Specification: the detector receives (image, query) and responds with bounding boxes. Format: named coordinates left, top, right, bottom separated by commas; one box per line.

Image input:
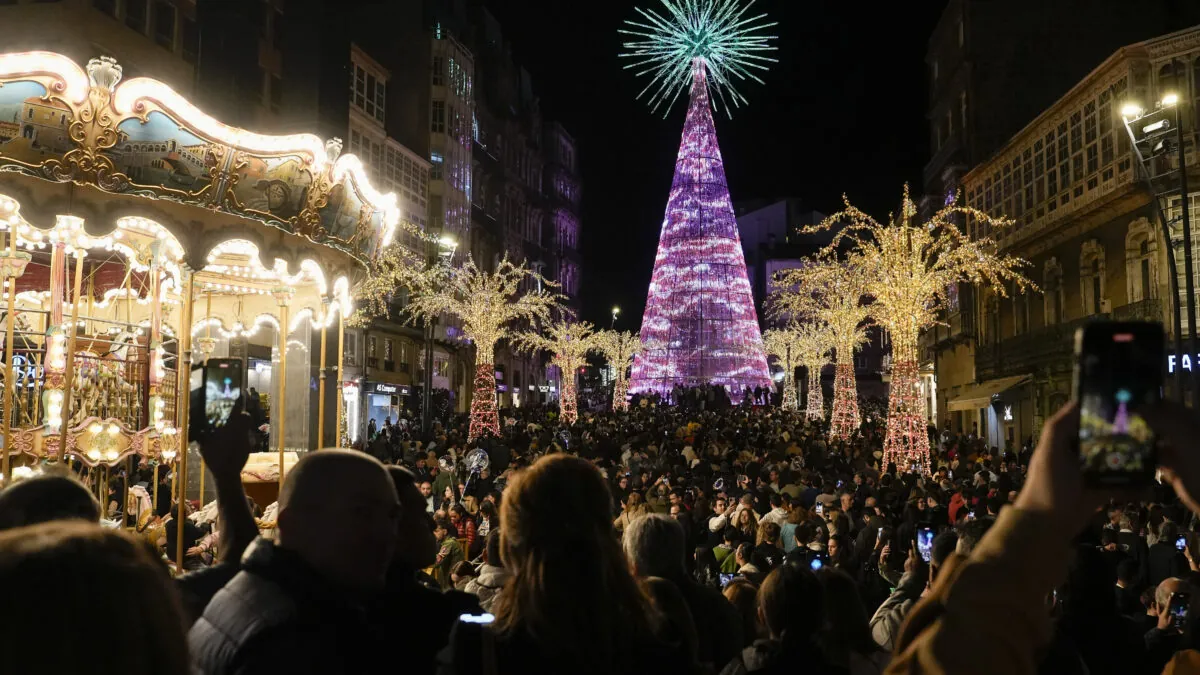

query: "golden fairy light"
left=762, top=326, right=804, bottom=410
left=513, top=318, right=599, bottom=425
left=347, top=220, right=431, bottom=326
left=792, top=321, right=835, bottom=421
left=771, top=261, right=871, bottom=439
left=400, top=255, right=563, bottom=439
left=594, top=329, right=645, bottom=412
left=807, top=186, right=1035, bottom=472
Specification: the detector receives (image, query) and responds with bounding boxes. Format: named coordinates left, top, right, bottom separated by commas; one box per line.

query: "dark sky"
left=490, top=0, right=947, bottom=328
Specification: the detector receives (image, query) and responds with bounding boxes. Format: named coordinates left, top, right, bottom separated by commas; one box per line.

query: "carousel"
left=0, top=52, right=397, bottom=554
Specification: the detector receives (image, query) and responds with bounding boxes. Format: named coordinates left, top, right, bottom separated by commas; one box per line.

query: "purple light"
left=629, top=62, right=771, bottom=396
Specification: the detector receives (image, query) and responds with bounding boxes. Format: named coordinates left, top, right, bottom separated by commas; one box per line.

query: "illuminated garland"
left=398, top=255, right=563, bottom=441
left=595, top=330, right=645, bottom=412
left=514, top=320, right=599, bottom=425
left=804, top=187, right=1034, bottom=472
left=347, top=221, right=442, bottom=327
left=470, top=363, right=500, bottom=439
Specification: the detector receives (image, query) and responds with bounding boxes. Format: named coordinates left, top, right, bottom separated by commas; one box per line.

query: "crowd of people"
left=4, top=385, right=1200, bottom=674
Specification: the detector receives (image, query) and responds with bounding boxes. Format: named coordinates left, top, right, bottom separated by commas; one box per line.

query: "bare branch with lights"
left=512, top=318, right=599, bottom=424
left=594, top=329, right=646, bottom=411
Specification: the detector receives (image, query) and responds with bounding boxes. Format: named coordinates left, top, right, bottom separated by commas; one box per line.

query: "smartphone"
left=814, top=502, right=824, bottom=516
left=719, top=573, right=736, bottom=588
left=1178, top=536, right=1188, bottom=552
left=1074, top=322, right=1163, bottom=486
left=189, top=358, right=243, bottom=441
left=916, top=524, right=935, bottom=563
left=809, top=550, right=827, bottom=571
left=1169, top=591, right=1190, bottom=630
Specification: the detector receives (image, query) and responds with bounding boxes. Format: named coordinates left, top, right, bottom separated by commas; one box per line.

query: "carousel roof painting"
left=0, top=51, right=400, bottom=267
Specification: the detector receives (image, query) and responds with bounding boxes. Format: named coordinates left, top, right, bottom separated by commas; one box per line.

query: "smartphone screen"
left=1170, top=592, right=1190, bottom=630
left=719, top=573, right=735, bottom=588
left=458, top=612, right=495, bottom=625
left=205, top=359, right=242, bottom=429
left=1074, top=322, right=1163, bottom=486
left=809, top=551, right=826, bottom=571
left=189, top=358, right=242, bottom=441
left=815, top=502, right=824, bottom=515
left=916, top=526, right=935, bottom=563
left=1178, top=536, right=1188, bottom=552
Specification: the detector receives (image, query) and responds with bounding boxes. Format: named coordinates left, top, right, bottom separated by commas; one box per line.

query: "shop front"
left=946, top=375, right=1030, bottom=453
left=364, top=381, right=410, bottom=433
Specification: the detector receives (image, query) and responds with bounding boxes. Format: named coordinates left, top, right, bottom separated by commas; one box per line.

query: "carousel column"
left=59, top=240, right=86, bottom=454
left=146, top=249, right=168, bottom=432
left=0, top=225, right=30, bottom=482
left=174, top=268, right=195, bottom=570
left=335, top=307, right=345, bottom=446
left=41, top=232, right=70, bottom=447
left=273, top=287, right=294, bottom=485
left=317, top=297, right=329, bottom=448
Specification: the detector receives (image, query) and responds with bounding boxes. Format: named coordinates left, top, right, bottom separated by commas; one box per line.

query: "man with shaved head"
left=190, top=449, right=400, bottom=675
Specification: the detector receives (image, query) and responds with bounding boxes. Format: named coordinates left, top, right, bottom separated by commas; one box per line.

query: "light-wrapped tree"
left=792, top=321, right=835, bottom=421
left=807, top=187, right=1033, bottom=472
left=513, top=318, right=599, bottom=424
left=594, top=330, right=645, bottom=411
left=762, top=326, right=804, bottom=410
left=400, top=256, right=562, bottom=440
left=771, top=261, right=871, bottom=439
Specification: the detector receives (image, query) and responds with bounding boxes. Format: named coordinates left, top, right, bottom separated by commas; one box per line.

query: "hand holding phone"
left=916, top=524, right=935, bottom=563
left=1168, top=591, right=1191, bottom=631
left=1074, top=322, right=1162, bottom=487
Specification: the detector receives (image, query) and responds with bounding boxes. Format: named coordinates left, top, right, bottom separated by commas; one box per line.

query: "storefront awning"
left=946, top=375, right=1031, bottom=412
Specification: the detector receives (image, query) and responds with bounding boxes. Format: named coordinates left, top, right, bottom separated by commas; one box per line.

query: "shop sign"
left=369, top=382, right=409, bottom=396
left=1169, top=354, right=1199, bottom=373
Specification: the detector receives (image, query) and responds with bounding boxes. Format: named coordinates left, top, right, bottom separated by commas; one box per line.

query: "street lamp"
left=611, top=305, right=620, bottom=328
left=1121, top=80, right=1197, bottom=404
left=422, top=234, right=457, bottom=436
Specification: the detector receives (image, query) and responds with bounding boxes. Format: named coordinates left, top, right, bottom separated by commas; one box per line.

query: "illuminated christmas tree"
left=809, top=187, right=1032, bottom=471
left=619, top=0, right=778, bottom=396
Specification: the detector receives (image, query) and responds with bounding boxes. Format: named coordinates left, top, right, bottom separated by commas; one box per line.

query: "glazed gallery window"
left=351, top=63, right=386, bottom=124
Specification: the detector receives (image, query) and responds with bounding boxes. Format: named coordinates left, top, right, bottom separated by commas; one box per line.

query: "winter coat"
left=868, top=567, right=926, bottom=651
left=189, top=539, right=385, bottom=675
left=463, top=564, right=510, bottom=612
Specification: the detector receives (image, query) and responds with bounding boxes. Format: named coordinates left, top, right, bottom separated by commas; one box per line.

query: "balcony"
left=976, top=315, right=1105, bottom=381
left=1111, top=298, right=1163, bottom=323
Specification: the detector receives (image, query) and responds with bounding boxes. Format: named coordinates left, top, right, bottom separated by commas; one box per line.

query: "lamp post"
left=422, top=235, right=457, bottom=436
left=1122, top=84, right=1198, bottom=403
left=610, top=305, right=620, bottom=329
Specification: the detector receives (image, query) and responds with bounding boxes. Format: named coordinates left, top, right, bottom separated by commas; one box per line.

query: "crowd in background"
left=3, top=386, right=1200, bottom=674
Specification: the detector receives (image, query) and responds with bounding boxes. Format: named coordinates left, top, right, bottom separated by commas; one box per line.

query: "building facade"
left=939, top=26, right=1200, bottom=452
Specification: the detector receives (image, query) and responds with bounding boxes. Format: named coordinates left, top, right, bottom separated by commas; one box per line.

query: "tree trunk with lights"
left=883, top=335, right=929, bottom=472
left=469, top=360, right=499, bottom=441
left=612, top=376, right=629, bottom=412
left=781, top=371, right=798, bottom=410
left=830, top=357, right=859, bottom=439
left=805, top=364, right=824, bottom=421
left=560, top=375, right=578, bottom=424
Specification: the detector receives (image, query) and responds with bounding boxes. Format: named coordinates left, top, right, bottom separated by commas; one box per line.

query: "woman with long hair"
left=0, top=521, right=190, bottom=675
left=614, top=490, right=649, bottom=534
left=815, top=568, right=889, bottom=675
left=438, top=454, right=695, bottom=675
left=736, top=507, right=758, bottom=543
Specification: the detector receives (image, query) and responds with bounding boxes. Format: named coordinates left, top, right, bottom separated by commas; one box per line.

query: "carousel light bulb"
left=87, top=450, right=100, bottom=461
left=88, top=423, right=102, bottom=434
left=108, top=424, right=120, bottom=435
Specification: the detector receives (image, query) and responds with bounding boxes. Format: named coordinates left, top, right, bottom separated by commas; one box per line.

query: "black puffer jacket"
left=188, top=539, right=386, bottom=675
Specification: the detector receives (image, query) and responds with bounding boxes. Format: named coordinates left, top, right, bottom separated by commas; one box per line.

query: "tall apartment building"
left=919, top=0, right=1200, bottom=441
left=941, top=25, right=1200, bottom=452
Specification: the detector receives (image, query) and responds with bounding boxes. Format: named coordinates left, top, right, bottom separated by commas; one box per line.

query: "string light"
left=514, top=320, right=599, bottom=425
left=595, top=330, right=645, bottom=412
left=802, top=186, right=1035, bottom=472
left=792, top=322, right=834, bottom=422
left=771, top=262, right=871, bottom=440
left=399, top=255, right=562, bottom=440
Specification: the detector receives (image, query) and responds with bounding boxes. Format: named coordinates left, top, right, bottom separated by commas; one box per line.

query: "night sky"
left=491, top=0, right=947, bottom=328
